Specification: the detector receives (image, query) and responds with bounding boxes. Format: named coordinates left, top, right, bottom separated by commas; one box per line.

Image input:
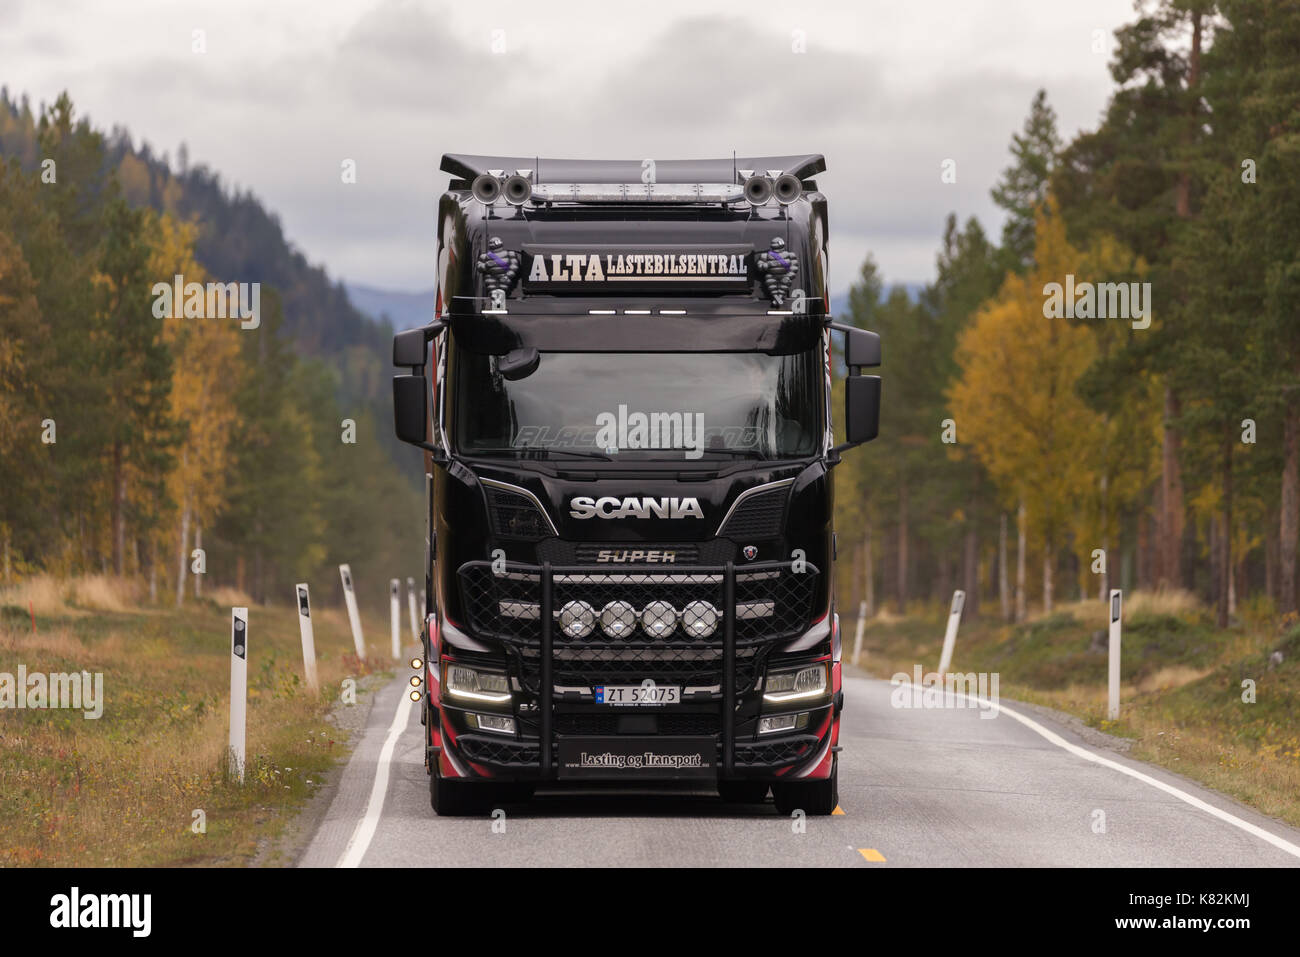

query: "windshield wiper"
left=514, top=448, right=615, bottom=462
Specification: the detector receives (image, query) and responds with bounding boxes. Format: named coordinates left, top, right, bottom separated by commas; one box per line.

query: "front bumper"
left=434, top=558, right=835, bottom=782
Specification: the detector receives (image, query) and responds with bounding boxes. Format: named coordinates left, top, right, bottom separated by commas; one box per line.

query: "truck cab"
left=393, top=153, right=880, bottom=815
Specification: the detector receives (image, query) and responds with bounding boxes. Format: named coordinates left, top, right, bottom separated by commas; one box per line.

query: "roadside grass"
left=847, top=594, right=1300, bottom=828
left=0, top=583, right=394, bottom=866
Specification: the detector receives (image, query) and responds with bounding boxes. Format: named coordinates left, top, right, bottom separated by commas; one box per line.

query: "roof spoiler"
left=440, top=154, right=826, bottom=185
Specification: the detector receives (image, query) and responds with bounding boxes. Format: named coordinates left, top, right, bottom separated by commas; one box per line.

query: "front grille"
left=717, top=485, right=789, bottom=539
left=485, top=486, right=554, bottom=540
left=457, top=560, right=818, bottom=695
left=555, top=712, right=723, bottom=736
left=574, top=543, right=699, bottom=564
left=734, top=735, right=818, bottom=767
left=459, top=735, right=540, bottom=766
left=537, top=540, right=735, bottom=565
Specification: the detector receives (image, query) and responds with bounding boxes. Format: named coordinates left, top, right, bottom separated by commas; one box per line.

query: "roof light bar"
left=530, top=183, right=745, bottom=204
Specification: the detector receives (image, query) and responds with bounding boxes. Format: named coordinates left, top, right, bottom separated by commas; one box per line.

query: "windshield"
left=454, top=350, right=823, bottom=461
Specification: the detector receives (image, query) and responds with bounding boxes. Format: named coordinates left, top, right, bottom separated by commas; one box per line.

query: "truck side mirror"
left=829, top=322, right=881, bottom=456
left=844, top=328, right=881, bottom=369
left=392, top=321, right=445, bottom=453
left=393, top=327, right=430, bottom=366
left=394, top=375, right=428, bottom=446
left=844, top=375, right=881, bottom=444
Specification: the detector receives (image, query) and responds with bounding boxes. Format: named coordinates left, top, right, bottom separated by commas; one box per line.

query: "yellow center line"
left=858, top=848, right=886, bottom=862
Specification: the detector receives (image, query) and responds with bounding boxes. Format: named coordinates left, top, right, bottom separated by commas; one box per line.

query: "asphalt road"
left=298, top=669, right=1300, bottom=867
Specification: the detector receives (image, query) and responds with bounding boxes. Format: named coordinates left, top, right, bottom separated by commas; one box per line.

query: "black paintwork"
left=419, top=154, right=840, bottom=783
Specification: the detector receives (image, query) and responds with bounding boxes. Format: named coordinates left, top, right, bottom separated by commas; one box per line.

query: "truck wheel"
left=430, top=765, right=497, bottom=817
left=771, top=757, right=838, bottom=816
left=717, top=781, right=769, bottom=804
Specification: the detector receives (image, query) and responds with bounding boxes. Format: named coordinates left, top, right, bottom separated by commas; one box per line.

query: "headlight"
left=445, top=664, right=511, bottom=703
left=763, top=663, right=828, bottom=703
left=559, top=600, right=596, bottom=638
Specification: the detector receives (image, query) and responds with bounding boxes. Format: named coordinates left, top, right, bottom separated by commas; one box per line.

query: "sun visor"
left=449, top=312, right=824, bottom=355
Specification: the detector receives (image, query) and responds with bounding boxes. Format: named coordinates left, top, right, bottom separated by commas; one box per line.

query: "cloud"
left=1, top=0, right=1132, bottom=292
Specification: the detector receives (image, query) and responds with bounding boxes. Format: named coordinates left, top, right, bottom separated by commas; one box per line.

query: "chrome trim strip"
left=531, top=183, right=745, bottom=204
left=440, top=618, right=494, bottom=653
left=556, top=572, right=720, bottom=585
left=479, top=477, right=559, bottom=536
left=715, top=477, right=795, bottom=536
left=492, top=569, right=780, bottom=584
left=499, top=600, right=541, bottom=620
left=500, top=599, right=768, bottom=620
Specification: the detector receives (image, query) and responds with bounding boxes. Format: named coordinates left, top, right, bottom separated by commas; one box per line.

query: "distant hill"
left=0, top=88, right=406, bottom=463
left=346, top=283, right=436, bottom=331
left=829, top=282, right=925, bottom=320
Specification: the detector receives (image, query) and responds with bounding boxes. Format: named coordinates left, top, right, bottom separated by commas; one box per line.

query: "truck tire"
left=430, top=765, right=498, bottom=817
left=770, top=756, right=838, bottom=816
left=717, top=781, right=769, bottom=804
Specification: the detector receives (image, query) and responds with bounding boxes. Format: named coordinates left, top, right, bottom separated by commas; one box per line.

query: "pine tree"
left=991, top=89, right=1061, bottom=273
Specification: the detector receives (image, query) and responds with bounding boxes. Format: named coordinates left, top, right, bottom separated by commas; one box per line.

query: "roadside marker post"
left=390, top=579, right=402, bottom=660
left=935, top=590, right=967, bottom=670
left=229, top=607, right=248, bottom=783
left=406, top=576, right=419, bottom=642
left=295, top=583, right=319, bottom=694
left=339, top=564, right=366, bottom=661
left=1108, top=589, right=1122, bottom=721
left=851, top=599, right=866, bottom=667
left=937, top=590, right=965, bottom=676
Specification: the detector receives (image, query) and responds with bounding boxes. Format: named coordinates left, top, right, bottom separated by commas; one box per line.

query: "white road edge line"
left=336, top=685, right=415, bottom=868
left=889, top=677, right=1300, bottom=861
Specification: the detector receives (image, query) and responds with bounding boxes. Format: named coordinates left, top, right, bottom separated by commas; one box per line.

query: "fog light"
left=559, top=600, right=597, bottom=638
left=410, top=675, right=421, bottom=687
left=640, top=600, right=677, bottom=637
left=410, top=657, right=423, bottom=670
left=470, top=713, right=516, bottom=735
left=681, top=600, right=719, bottom=638
left=409, top=690, right=421, bottom=702
left=758, top=713, right=800, bottom=735
left=600, top=600, right=637, bottom=638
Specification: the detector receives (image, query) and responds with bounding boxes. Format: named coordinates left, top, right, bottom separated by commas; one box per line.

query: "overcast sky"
left=3, top=0, right=1138, bottom=294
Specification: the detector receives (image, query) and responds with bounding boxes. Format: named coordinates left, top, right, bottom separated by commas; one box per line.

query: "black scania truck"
left=392, top=153, right=880, bottom=815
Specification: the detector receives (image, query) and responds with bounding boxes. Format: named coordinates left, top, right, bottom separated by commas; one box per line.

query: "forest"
left=0, top=89, right=423, bottom=613
left=833, top=0, right=1299, bottom=630
left=1, top=0, right=1297, bottom=633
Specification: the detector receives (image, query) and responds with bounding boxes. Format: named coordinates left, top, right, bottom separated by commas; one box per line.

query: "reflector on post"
left=229, top=607, right=248, bottom=783
left=295, top=583, right=319, bottom=694
left=339, top=564, right=366, bottom=661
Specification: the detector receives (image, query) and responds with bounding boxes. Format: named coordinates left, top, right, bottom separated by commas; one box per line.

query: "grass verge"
left=0, top=584, right=393, bottom=866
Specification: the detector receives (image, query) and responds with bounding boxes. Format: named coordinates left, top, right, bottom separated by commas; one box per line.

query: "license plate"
left=595, top=684, right=680, bottom=706
left=557, top=736, right=715, bottom=779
